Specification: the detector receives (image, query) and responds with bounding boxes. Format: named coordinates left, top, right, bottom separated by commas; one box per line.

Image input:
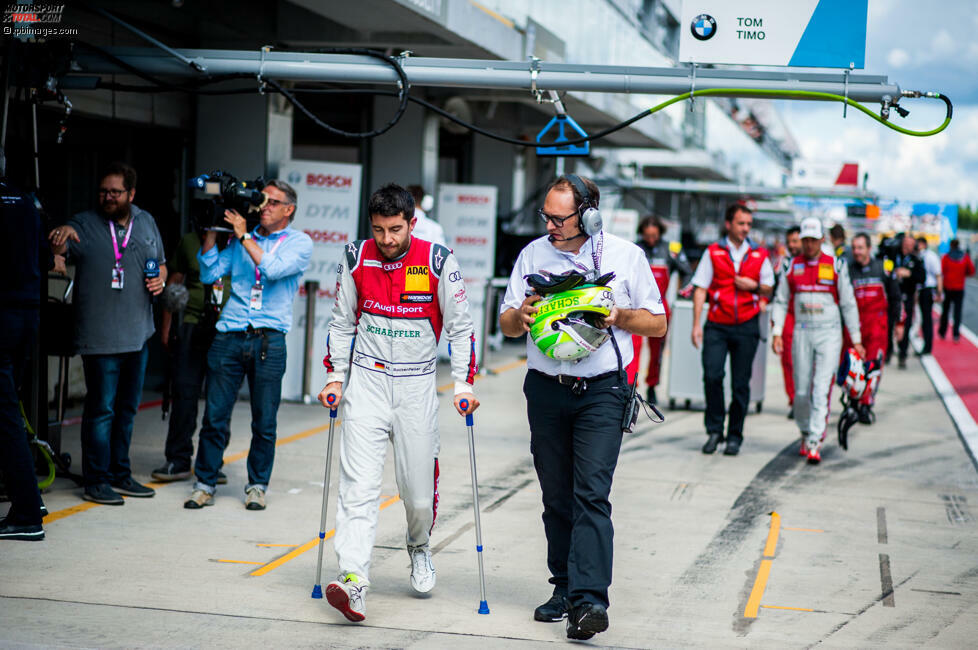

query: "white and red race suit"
left=324, top=236, right=477, bottom=580
left=772, top=253, right=861, bottom=447
left=846, top=257, right=902, bottom=405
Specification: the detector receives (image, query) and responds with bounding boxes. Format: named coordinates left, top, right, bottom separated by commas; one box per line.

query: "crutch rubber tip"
left=311, top=585, right=323, bottom=599
left=478, top=601, right=490, bottom=615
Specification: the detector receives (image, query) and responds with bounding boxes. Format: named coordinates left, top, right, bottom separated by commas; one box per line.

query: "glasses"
left=98, top=188, right=127, bottom=198
left=265, top=198, right=293, bottom=207
left=537, top=208, right=578, bottom=227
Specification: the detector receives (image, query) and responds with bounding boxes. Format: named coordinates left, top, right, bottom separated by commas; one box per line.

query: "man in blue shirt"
left=184, top=180, right=312, bottom=511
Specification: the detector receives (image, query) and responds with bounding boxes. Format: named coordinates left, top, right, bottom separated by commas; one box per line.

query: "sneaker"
left=151, top=462, right=191, bottom=482
left=184, top=489, right=214, bottom=509
left=40, top=501, right=48, bottom=518
left=326, top=574, right=368, bottom=622
left=409, top=545, right=436, bottom=593
left=534, top=594, right=571, bottom=622
left=245, top=486, right=266, bottom=511
left=806, top=439, right=822, bottom=464
left=83, top=483, right=124, bottom=505
left=0, top=518, right=45, bottom=541
left=566, top=602, right=609, bottom=640
left=111, top=477, right=155, bottom=498
left=216, top=471, right=228, bottom=485
left=799, top=439, right=809, bottom=457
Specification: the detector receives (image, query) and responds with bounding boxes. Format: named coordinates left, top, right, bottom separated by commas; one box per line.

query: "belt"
left=531, top=369, right=618, bottom=395
left=225, top=325, right=282, bottom=337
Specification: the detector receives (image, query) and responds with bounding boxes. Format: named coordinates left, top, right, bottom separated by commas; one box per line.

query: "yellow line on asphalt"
left=783, top=527, right=824, bottom=533
left=763, top=511, right=781, bottom=557
left=43, top=501, right=101, bottom=524
left=761, top=605, right=814, bottom=612
left=744, top=512, right=782, bottom=619
left=250, top=495, right=402, bottom=577
left=744, top=560, right=773, bottom=618
left=491, top=358, right=527, bottom=374
left=217, top=559, right=265, bottom=565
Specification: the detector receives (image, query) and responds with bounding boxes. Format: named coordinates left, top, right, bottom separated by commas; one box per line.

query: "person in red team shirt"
left=772, top=226, right=801, bottom=419
left=627, top=215, right=690, bottom=404
left=846, top=232, right=903, bottom=423
left=939, top=238, right=975, bottom=342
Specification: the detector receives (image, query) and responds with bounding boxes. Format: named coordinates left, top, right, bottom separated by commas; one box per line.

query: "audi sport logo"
left=306, top=174, right=354, bottom=189
left=304, top=229, right=349, bottom=243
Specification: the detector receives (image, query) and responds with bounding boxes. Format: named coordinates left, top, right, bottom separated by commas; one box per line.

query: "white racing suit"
left=771, top=253, right=861, bottom=450
left=324, top=236, right=477, bottom=580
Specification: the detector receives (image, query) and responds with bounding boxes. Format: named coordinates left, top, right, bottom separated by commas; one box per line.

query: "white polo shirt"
left=921, top=248, right=941, bottom=288
left=691, top=237, right=775, bottom=289
left=501, top=231, right=665, bottom=377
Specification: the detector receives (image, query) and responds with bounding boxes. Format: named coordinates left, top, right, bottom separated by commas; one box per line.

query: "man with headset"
left=500, top=174, right=666, bottom=641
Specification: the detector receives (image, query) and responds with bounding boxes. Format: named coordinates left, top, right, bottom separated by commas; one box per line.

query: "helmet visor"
left=559, top=317, right=610, bottom=351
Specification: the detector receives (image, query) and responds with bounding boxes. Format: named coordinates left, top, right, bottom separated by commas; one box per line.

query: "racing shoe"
left=409, top=545, right=436, bottom=593
left=806, top=439, right=822, bottom=464
left=799, top=438, right=809, bottom=457
left=326, top=574, right=368, bottom=622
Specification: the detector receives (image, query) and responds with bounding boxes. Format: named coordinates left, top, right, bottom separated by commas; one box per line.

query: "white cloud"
left=887, top=48, right=910, bottom=68
left=931, top=29, right=956, bottom=56
left=785, top=104, right=978, bottom=205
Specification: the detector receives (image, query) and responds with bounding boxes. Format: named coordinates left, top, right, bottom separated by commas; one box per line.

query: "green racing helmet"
left=530, top=285, right=615, bottom=361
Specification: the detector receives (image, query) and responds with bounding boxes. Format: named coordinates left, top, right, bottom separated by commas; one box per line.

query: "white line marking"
left=288, top=488, right=302, bottom=494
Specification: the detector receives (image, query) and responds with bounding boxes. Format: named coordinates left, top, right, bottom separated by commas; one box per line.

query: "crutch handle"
left=327, top=393, right=338, bottom=418
left=459, top=398, right=474, bottom=426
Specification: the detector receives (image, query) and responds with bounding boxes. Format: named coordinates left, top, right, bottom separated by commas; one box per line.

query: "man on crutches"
left=317, top=183, right=479, bottom=622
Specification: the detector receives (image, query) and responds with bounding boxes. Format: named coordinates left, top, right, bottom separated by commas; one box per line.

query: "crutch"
left=311, top=393, right=338, bottom=599
left=459, top=398, right=490, bottom=614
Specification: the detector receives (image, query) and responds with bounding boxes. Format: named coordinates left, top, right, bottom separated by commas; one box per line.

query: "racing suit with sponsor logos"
left=846, top=258, right=902, bottom=405
left=627, top=240, right=691, bottom=388
left=772, top=253, right=861, bottom=446
left=324, top=236, right=477, bottom=580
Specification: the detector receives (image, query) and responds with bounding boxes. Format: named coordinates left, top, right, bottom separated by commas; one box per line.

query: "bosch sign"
left=306, top=174, right=354, bottom=189
left=457, top=194, right=490, bottom=204
left=304, top=229, right=350, bottom=243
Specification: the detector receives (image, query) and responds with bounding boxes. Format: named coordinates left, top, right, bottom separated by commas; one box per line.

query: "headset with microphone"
left=548, top=173, right=603, bottom=242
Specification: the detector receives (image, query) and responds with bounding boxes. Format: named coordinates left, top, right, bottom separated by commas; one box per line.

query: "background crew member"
left=500, top=174, right=665, bottom=641
left=773, top=226, right=802, bottom=419
left=887, top=234, right=926, bottom=368
left=151, top=230, right=231, bottom=483
left=184, top=180, right=312, bottom=511
left=940, top=238, right=975, bottom=342
left=627, top=214, right=690, bottom=404
left=49, top=162, right=166, bottom=505
left=406, top=184, right=448, bottom=247
left=772, top=218, right=863, bottom=463
left=319, top=183, right=477, bottom=623
left=848, top=233, right=903, bottom=422
left=0, top=150, right=61, bottom=541
left=691, top=204, right=774, bottom=456
left=915, top=236, right=942, bottom=355
left=828, top=224, right=850, bottom=259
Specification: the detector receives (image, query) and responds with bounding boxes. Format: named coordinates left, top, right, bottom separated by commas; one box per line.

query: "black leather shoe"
left=702, top=433, right=724, bottom=454
left=0, top=518, right=44, bottom=541
left=534, top=594, right=571, bottom=622
left=566, top=602, right=609, bottom=640
left=723, top=438, right=742, bottom=456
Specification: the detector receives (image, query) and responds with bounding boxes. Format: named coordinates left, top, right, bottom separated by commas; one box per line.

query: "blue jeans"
left=194, top=330, right=286, bottom=491
left=81, top=344, right=150, bottom=487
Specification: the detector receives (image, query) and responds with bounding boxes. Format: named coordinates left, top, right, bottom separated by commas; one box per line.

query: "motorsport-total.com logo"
left=690, top=13, right=716, bottom=41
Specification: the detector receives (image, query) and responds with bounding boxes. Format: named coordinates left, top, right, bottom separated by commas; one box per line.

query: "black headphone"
left=565, top=173, right=603, bottom=237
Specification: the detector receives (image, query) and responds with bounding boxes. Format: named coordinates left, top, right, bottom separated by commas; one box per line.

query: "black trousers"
left=898, top=291, right=917, bottom=359
left=940, top=289, right=964, bottom=339
left=523, top=369, right=628, bottom=609
left=0, top=308, right=43, bottom=526
left=918, top=288, right=935, bottom=354
left=163, top=322, right=210, bottom=469
left=702, top=317, right=760, bottom=440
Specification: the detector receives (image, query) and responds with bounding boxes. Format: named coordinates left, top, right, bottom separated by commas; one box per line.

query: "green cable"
left=647, top=88, right=952, bottom=138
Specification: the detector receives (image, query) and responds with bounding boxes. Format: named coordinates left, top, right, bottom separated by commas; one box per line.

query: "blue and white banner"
left=679, top=0, right=867, bottom=69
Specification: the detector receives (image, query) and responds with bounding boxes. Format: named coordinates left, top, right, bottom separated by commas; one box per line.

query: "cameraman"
left=150, top=229, right=230, bottom=483
left=184, top=180, right=312, bottom=511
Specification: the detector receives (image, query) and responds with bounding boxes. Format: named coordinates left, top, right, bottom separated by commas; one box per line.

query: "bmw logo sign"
left=691, top=14, right=717, bottom=41
left=287, top=170, right=302, bottom=185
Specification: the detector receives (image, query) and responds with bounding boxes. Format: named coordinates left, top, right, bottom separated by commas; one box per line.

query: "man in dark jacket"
left=883, top=233, right=926, bottom=368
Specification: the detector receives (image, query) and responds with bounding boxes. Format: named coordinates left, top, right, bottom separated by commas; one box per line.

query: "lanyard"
left=108, top=217, right=134, bottom=267
left=253, top=232, right=288, bottom=285
left=568, top=231, right=605, bottom=279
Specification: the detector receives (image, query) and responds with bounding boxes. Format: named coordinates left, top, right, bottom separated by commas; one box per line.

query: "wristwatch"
left=239, top=232, right=252, bottom=243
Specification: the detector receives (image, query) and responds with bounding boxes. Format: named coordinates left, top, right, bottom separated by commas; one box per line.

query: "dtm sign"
left=679, top=0, right=867, bottom=68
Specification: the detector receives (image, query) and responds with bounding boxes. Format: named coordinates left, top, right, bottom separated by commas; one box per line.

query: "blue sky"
left=779, top=0, right=978, bottom=205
